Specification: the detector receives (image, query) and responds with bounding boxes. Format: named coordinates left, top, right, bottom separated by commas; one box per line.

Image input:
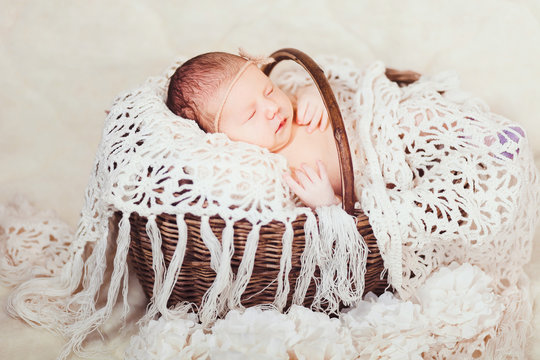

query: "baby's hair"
left=166, top=52, right=247, bottom=133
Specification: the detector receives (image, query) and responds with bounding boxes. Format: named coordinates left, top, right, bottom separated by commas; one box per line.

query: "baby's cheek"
left=280, top=92, right=294, bottom=113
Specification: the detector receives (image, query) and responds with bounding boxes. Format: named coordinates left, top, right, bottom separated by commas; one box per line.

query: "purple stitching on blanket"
left=494, top=125, right=525, bottom=160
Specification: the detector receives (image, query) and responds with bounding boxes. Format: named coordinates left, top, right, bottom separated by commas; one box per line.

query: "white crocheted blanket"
left=2, top=56, right=539, bottom=359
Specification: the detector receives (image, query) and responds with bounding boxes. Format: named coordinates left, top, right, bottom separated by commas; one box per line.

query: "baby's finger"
left=320, top=111, right=329, bottom=131
left=296, top=102, right=305, bottom=124
left=316, top=160, right=330, bottom=182
left=295, top=169, right=312, bottom=186
left=303, top=105, right=315, bottom=126
left=301, top=163, right=320, bottom=182
left=283, top=173, right=306, bottom=196
left=313, top=108, right=324, bottom=132
left=307, top=112, right=321, bottom=133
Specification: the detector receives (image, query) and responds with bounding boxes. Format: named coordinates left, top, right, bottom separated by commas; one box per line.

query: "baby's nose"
left=264, top=101, right=279, bottom=119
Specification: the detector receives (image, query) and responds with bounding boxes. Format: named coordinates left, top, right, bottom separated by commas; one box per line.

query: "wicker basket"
left=128, top=48, right=420, bottom=310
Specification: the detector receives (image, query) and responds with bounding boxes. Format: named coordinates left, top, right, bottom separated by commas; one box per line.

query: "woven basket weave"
left=128, top=48, right=420, bottom=309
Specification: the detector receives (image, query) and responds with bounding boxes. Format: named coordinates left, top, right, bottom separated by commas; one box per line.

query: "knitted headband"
left=213, top=49, right=274, bottom=132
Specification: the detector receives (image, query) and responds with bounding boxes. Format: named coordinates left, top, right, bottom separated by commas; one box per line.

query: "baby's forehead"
left=236, top=65, right=271, bottom=88
left=232, top=67, right=271, bottom=101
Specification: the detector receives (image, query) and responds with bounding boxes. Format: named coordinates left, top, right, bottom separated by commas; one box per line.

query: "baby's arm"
left=283, top=161, right=340, bottom=209
left=295, top=85, right=329, bottom=133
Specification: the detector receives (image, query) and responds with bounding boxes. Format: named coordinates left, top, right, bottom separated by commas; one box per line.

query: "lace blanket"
left=2, top=56, right=539, bottom=359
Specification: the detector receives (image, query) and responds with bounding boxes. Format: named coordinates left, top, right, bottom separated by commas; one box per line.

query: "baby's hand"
left=296, top=85, right=329, bottom=133
left=283, top=161, right=340, bottom=209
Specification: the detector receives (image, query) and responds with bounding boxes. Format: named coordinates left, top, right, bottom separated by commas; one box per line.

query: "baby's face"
left=217, top=64, right=294, bottom=152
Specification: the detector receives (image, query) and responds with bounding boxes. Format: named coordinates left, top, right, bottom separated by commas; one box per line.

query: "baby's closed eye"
left=247, top=110, right=256, bottom=120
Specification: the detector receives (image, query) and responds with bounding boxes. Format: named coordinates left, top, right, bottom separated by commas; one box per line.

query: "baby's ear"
left=179, top=107, right=197, bottom=121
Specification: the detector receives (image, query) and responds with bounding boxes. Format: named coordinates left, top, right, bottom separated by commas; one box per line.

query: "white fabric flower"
left=125, top=315, right=206, bottom=360
left=341, top=292, right=434, bottom=359
left=415, top=262, right=504, bottom=346
left=287, top=305, right=356, bottom=359
left=204, top=307, right=294, bottom=360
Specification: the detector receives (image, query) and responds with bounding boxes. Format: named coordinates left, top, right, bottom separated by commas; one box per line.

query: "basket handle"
left=384, top=68, right=421, bottom=86
left=262, top=48, right=356, bottom=214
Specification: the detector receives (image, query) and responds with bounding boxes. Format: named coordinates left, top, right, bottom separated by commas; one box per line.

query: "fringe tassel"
left=52, top=217, right=112, bottom=359
left=142, top=215, right=165, bottom=321
left=121, top=261, right=130, bottom=326
left=229, top=222, right=261, bottom=309
left=156, top=214, right=190, bottom=319
left=60, top=211, right=131, bottom=359
left=312, top=205, right=368, bottom=313
left=6, top=233, right=87, bottom=338
left=200, top=215, right=222, bottom=272
left=293, top=211, right=319, bottom=305
left=75, top=221, right=110, bottom=316
left=274, top=220, right=294, bottom=311
left=7, top=269, right=80, bottom=337
left=199, top=219, right=234, bottom=325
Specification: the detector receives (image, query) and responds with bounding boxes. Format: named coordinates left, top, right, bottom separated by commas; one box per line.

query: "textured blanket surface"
left=1, top=0, right=540, bottom=359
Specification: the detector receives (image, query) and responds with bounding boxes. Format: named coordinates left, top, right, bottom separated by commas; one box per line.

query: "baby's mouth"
left=276, top=117, right=286, bottom=133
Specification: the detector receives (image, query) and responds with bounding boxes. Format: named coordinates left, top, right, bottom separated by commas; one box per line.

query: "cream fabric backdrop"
left=1, top=0, right=539, bottom=358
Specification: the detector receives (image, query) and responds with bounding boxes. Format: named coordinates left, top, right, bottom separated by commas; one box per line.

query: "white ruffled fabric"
left=415, top=262, right=504, bottom=347
left=125, top=263, right=504, bottom=360
left=342, top=293, right=433, bottom=359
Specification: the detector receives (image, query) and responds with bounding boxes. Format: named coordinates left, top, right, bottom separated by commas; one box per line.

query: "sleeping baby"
left=166, top=51, right=341, bottom=209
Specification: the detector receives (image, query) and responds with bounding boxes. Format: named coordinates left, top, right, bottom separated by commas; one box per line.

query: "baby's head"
left=166, top=52, right=246, bottom=133
left=167, top=52, right=294, bottom=152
